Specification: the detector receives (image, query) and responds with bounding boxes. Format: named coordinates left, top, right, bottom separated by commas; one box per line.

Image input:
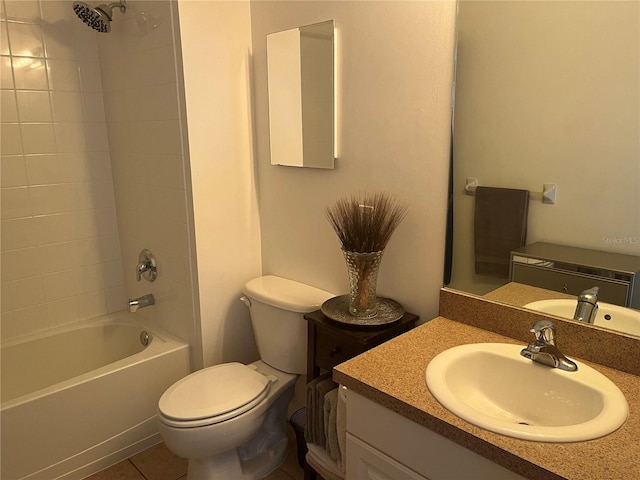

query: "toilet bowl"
left=157, top=276, right=334, bottom=480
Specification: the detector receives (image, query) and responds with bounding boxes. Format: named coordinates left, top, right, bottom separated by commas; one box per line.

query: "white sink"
left=524, top=299, right=640, bottom=336
left=425, top=343, right=628, bottom=442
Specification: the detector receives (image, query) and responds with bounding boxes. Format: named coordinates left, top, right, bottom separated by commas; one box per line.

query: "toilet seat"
left=158, top=362, right=272, bottom=428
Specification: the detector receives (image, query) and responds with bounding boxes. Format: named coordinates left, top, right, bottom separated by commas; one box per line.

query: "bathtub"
left=0, top=311, right=191, bottom=480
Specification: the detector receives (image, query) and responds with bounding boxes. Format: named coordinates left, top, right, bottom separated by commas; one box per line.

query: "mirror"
left=267, top=19, right=335, bottom=169
left=446, top=1, right=640, bottom=334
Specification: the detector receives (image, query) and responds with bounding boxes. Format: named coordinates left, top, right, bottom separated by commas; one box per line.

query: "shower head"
left=72, top=1, right=126, bottom=33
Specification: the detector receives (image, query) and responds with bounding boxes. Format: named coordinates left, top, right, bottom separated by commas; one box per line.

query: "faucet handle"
left=530, top=320, right=556, bottom=345
left=136, top=249, right=157, bottom=282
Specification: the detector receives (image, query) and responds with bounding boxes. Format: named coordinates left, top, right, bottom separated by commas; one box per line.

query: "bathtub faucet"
left=129, top=294, right=155, bottom=313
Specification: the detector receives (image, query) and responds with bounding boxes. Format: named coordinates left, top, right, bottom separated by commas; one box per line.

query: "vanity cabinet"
left=510, top=242, right=640, bottom=308
left=346, top=391, right=526, bottom=480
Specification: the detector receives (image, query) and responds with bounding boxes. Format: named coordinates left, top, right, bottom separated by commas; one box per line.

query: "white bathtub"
left=0, top=311, right=191, bottom=480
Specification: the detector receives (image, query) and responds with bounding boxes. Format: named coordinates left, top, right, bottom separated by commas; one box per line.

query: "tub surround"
left=333, top=289, right=640, bottom=480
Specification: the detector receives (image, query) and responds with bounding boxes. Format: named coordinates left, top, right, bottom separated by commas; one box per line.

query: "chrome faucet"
left=520, top=320, right=578, bottom=372
left=573, top=286, right=599, bottom=324
left=129, top=293, right=155, bottom=313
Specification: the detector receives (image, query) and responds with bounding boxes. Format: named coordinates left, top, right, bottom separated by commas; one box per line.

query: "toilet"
left=157, top=275, right=334, bottom=480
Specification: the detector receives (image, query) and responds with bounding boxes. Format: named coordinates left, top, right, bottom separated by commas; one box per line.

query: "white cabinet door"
left=347, top=433, right=429, bottom=480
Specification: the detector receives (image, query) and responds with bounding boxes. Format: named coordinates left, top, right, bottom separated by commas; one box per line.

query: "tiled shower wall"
left=0, top=0, right=126, bottom=341
left=97, top=0, right=196, bottom=344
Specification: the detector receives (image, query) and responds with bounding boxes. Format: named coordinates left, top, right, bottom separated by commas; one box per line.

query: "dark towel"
left=474, top=186, right=529, bottom=277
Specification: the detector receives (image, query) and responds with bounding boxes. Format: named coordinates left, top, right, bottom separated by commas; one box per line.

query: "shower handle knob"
left=136, top=249, right=157, bottom=282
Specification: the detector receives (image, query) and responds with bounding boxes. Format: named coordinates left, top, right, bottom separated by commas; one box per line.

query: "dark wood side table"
left=302, top=309, right=420, bottom=480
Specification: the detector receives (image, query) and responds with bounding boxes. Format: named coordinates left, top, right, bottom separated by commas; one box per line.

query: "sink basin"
left=425, top=343, right=628, bottom=442
left=524, top=299, right=640, bottom=336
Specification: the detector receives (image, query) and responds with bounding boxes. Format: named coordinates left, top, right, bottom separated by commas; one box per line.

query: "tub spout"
left=129, top=294, right=155, bottom=313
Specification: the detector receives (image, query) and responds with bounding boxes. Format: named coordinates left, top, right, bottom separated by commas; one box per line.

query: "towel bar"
left=464, top=178, right=557, bottom=204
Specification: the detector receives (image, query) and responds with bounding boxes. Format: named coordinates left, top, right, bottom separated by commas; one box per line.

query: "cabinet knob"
left=329, top=346, right=341, bottom=357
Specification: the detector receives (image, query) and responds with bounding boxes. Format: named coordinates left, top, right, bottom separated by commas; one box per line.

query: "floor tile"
left=83, top=460, right=145, bottom=480
left=280, top=424, right=305, bottom=480
left=263, top=470, right=297, bottom=480
left=129, top=443, right=188, bottom=480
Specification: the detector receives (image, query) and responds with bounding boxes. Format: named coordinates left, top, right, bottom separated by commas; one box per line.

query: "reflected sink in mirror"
left=525, top=300, right=640, bottom=337
left=426, top=343, right=628, bottom=442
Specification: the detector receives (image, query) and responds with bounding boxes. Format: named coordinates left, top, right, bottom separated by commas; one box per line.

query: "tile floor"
left=85, top=424, right=304, bottom=480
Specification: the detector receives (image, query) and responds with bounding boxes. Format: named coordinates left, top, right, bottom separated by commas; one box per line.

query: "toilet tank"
left=243, top=276, right=335, bottom=374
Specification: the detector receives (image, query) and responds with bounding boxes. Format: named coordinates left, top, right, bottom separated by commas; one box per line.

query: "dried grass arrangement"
left=326, top=192, right=408, bottom=253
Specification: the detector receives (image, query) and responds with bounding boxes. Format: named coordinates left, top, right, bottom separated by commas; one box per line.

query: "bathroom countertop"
left=483, top=282, right=576, bottom=306
left=333, top=317, right=640, bottom=480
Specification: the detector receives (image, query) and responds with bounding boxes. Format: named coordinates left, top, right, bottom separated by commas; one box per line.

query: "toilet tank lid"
left=243, top=275, right=335, bottom=313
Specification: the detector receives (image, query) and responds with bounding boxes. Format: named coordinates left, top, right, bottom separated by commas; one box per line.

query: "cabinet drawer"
left=315, top=328, right=363, bottom=371
left=511, top=263, right=629, bottom=305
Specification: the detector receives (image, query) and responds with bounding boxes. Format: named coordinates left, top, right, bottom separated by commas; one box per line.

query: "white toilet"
left=157, top=275, right=334, bottom=480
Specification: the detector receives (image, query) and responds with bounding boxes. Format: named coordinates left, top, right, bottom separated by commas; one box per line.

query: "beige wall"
left=1, top=0, right=126, bottom=340
left=450, top=1, right=640, bottom=294
left=178, top=0, right=262, bottom=368
left=251, top=1, right=457, bottom=322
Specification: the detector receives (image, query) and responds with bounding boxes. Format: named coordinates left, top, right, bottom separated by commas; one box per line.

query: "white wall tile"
left=51, top=90, right=83, bottom=121
left=82, top=92, right=106, bottom=122
left=78, top=61, right=102, bottom=92
left=1, top=185, right=31, bottom=219
left=7, top=22, right=44, bottom=57
left=20, top=122, right=56, bottom=154
left=33, top=212, right=74, bottom=244
left=1, top=22, right=9, bottom=56
left=5, top=276, right=45, bottom=309
left=74, top=29, right=99, bottom=62
left=73, top=290, right=108, bottom=320
left=2, top=246, right=45, bottom=280
left=12, top=56, right=47, bottom=90
left=1, top=90, right=18, bottom=121
left=16, top=90, right=52, bottom=122
left=104, top=285, right=127, bottom=314
left=1, top=311, right=16, bottom=342
left=1, top=55, right=15, bottom=89
left=25, top=153, right=61, bottom=184
left=42, top=268, right=83, bottom=301
left=0, top=154, right=27, bottom=186
left=41, top=1, right=74, bottom=25
left=29, top=183, right=69, bottom=215
left=43, top=24, right=77, bottom=60
left=0, top=123, right=23, bottom=154
left=57, top=151, right=90, bottom=180
left=4, top=1, right=41, bottom=24
left=54, top=122, right=86, bottom=152
left=12, top=303, right=51, bottom=337
left=83, top=122, right=109, bottom=151
left=1, top=0, right=125, bottom=342
left=88, top=151, right=112, bottom=180
left=1, top=217, right=39, bottom=251
left=39, top=242, right=74, bottom=274
left=47, top=58, right=80, bottom=91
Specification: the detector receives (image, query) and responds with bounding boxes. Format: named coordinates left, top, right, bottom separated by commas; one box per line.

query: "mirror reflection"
left=446, top=1, right=640, bottom=336
left=267, top=19, right=335, bottom=169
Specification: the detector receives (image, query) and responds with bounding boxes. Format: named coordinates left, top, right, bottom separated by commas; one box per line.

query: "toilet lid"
left=158, top=363, right=271, bottom=426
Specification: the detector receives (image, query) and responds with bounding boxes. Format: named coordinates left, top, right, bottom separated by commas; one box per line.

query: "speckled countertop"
left=333, top=298, right=640, bottom=480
